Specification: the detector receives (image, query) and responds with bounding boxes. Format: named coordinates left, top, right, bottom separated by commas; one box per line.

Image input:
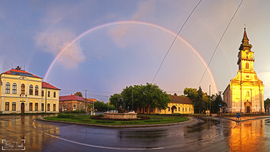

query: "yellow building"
left=0, top=66, right=60, bottom=114
left=223, top=28, right=264, bottom=113
left=137, top=95, right=194, bottom=114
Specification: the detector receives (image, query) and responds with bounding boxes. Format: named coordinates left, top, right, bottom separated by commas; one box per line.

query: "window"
left=246, top=63, right=249, bottom=69
left=42, top=90, right=44, bottom=97
left=182, top=108, right=184, bottom=112
left=175, top=107, right=177, bottom=111
left=29, top=103, right=33, bottom=111
left=29, top=85, right=33, bottom=95
left=12, top=102, right=16, bottom=111
left=35, top=85, right=38, bottom=96
left=48, top=91, right=50, bottom=97
left=42, top=103, right=44, bottom=111
left=185, top=108, right=187, bottom=111
left=54, top=92, right=56, bottom=98
left=47, top=104, right=50, bottom=111
left=5, top=82, right=10, bottom=94
left=5, top=102, right=9, bottom=111
left=73, top=105, right=76, bottom=110
left=178, top=107, right=180, bottom=111
left=168, top=107, right=170, bottom=111
left=21, top=84, right=25, bottom=94
left=12, top=83, right=17, bottom=94
left=35, top=103, right=38, bottom=111
left=53, top=104, right=56, bottom=111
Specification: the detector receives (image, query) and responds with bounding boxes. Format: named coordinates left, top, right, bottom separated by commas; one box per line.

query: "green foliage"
left=94, top=101, right=116, bottom=111
left=109, top=93, right=121, bottom=107
left=184, top=88, right=198, bottom=100
left=211, top=93, right=226, bottom=113
left=74, top=91, right=83, bottom=97
left=96, top=120, right=115, bottom=123
left=264, top=98, right=270, bottom=109
left=57, top=113, right=74, bottom=118
left=64, top=110, right=86, bottom=114
left=120, top=83, right=171, bottom=111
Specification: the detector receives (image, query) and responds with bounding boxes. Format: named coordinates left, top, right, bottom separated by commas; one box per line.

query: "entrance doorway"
left=247, top=106, right=251, bottom=113
left=21, top=103, right=25, bottom=113
left=171, top=106, right=176, bottom=113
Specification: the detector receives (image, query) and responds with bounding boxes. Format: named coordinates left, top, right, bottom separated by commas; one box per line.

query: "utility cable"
left=198, top=0, right=243, bottom=86
left=152, top=0, right=202, bottom=83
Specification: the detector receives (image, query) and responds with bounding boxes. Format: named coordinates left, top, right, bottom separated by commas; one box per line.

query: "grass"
left=44, top=114, right=189, bottom=126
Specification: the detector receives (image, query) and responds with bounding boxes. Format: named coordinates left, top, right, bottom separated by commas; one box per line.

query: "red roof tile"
left=2, top=69, right=42, bottom=78
left=60, top=95, right=84, bottom=101
left=42, top=82, right=60, bottom=90
left=169, top=95, right=193, bottom=104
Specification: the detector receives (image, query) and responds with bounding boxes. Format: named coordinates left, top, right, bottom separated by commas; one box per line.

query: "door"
left=21, top=103, right=25, bottom=113
left=247, top=106, right=250, bottom=113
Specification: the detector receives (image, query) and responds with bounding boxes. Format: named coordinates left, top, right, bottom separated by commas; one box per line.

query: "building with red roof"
left=0, top=66, right=60, bottom=114
left=136, top=94, right=194, bottom=114
left=59, top=95, right=97, bottom=112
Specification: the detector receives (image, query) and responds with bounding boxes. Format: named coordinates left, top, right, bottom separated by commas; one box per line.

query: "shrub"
left=64, top=110, right=86, bottom=114
left=57, top=113, right=74, bottom=118
left=96, top=120, right=114, bottom=123
left=172, top=113, right=182, bottom=116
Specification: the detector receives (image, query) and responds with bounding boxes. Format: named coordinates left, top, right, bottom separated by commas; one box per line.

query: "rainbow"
left=44, top=21, right=218, bottom=93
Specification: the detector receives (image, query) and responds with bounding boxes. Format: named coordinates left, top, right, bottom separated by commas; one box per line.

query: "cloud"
left=131, top=0, right=155, bottom=20
left=108, top=0, right=155, bottom=48
left=36, top=29, right=85, bottom=68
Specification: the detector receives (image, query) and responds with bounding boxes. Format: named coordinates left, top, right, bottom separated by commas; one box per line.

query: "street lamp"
left=209, top=85, right=211, bottom=116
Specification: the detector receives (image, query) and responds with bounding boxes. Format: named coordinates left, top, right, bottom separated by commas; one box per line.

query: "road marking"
left=40, top=131, right=164, bottom=150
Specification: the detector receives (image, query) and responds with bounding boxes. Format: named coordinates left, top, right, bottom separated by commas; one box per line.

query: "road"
left=0, top=115, right=270, bottom=151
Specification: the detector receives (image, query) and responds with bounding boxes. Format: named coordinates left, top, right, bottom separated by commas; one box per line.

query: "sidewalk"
left=217, top=115, right=270, bottom=122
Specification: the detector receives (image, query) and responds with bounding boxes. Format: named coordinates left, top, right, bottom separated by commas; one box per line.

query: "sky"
left=1, top=0, right=270, bottom=102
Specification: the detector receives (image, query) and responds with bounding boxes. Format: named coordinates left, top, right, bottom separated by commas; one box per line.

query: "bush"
left=64, top=110, right=86, bottom=114
left=96, top=120, right=114, bottom=123
left=172, top=113, right=182, bottom=116
left=57, top=113, right=74, bottom=118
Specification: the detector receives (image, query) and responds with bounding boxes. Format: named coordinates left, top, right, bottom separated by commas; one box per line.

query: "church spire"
left=239, top=28, right=252, bottom=51
left=242, top=28, right=249, bottom=44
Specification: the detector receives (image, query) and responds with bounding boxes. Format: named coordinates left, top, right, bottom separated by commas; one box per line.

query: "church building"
left=223, top=28, right=264, bottom=113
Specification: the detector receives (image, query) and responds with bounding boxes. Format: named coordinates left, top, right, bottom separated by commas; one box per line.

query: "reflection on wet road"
left=1, top=115, right=270, bottom=151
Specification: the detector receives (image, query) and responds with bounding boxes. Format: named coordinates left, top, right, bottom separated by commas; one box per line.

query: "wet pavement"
left=1, top=115, right=270, bottom=151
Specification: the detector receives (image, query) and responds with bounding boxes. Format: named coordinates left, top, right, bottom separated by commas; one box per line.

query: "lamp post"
left=209, top=85, right=211, bottom=116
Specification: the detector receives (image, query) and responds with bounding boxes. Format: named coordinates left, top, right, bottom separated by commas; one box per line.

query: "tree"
left=211, top=93, right=226, bottom=113
left=264, top=98, right=270, bottom=109
left=116, top=83, right=171, bottom=112
left=174, top=93, right=177, bottom=96
left=94, top=101, right=116, bottom=111
left=109, top=93, right=121, bottom=107
left=184, top=88, right=198, bottom=100
left=74, top=91, right=83, bottom=97
left=196, top=86, right=206, bottom=114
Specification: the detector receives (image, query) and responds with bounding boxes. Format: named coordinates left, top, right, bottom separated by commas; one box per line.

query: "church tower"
left=223, top=28, right=264, bottom=113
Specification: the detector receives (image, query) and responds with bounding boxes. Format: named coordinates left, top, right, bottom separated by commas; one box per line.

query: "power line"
left=198, top=0, right=243, bottom=86
left=152, top=0, right=202, bottom=83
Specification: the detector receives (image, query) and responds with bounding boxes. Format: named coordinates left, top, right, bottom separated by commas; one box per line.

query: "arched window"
left=5, top=82, right=10, bottom=94
left=246, top=63, right=249, bottom=69
left=48, top=91, right=50, bottom=97
left=35, top=85, right=38, bottom=96
left=29, top=85, right=33, bottom=95
left=21, top=84, right=25, bottom=94
left=12, top=83, right=17, bottom=94
left=246, top=91, right=249, bottom=97
left=54, top=92, right=56, bottom=98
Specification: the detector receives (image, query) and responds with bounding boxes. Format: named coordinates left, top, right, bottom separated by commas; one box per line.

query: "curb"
left=37, top=117, right=194, bottom=128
